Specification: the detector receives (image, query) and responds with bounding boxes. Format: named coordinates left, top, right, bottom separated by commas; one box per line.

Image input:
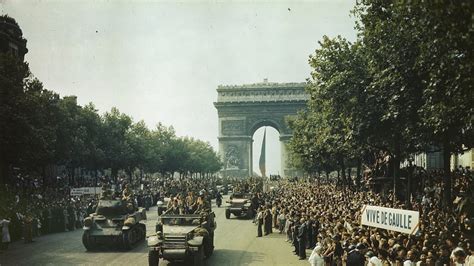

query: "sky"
left=1, top=0, right=357, bottom=175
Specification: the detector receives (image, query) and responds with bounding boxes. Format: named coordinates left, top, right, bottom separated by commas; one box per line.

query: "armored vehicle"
left=147, top=212, right=216, bottom=266
left=82, top=199, right=147, bottom=250
left=225, top=192, right=253, bottom=219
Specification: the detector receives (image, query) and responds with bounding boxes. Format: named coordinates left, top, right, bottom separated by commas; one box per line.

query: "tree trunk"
left=42, top=165, right=47, bottom=186
left=393, top=139, right=401, bottom=202
left=111, top=168, right=118, bottom=182
left=356, top=159, right=362, bottom=189
left=128, top=168, right=133, bottom=184
left=340, top=158, right=346, bottom=189
left=443, top=141, right=452, bottom=208
left=393, top=155, right=401, bottom=202
left=406, top=162, right=413, bottom=209
left=0, top=156, right=8, bottom=184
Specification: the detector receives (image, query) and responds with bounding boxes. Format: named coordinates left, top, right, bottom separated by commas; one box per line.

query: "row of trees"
left=288, top=1, right=473, bottom=206
left=0, top=48, right=221, bottom=184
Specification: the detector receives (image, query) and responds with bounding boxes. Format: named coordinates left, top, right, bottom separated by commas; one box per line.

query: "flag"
left=259, top=128, right=266, bottom=177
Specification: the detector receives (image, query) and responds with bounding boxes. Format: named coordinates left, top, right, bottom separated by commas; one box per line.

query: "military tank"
left=82, top=199, right=147, bottom=250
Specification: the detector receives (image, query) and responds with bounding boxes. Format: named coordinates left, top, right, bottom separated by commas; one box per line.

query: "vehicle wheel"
left=246, top=209, right=253, bottom=219
left=225, top=209, right=230, bottom=219
left=148, top=250, right=159, bottom=266
left=122, top=230, right=132, bottom=250
left=193, top=246, right=204, bottom=266
left=140, top=224, right=147, bottom=240
left=204, top=233, right=214, bottom=258
left=82, top=231, right=94, bottom=251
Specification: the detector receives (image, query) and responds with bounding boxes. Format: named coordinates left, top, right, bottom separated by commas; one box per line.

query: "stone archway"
left=214, top=81, right=308, bottom=178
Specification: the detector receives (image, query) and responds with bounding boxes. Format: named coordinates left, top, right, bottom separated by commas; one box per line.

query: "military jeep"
left=82, top=199, right=147, bottom=250
left=225, top=192, right=253, bottom=219
left=147, top=212, right=216, bottom=266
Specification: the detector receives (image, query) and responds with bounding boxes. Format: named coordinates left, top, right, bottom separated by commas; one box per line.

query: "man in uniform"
left=122, top=184, right=133, bottom=202
left=194, top=196, right=210, bottom=214
left=100, top=183, right=112, bottom=199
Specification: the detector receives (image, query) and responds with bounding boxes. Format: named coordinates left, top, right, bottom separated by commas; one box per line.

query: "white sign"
left=70, top=187, right=102, bottom=196
left=360, top=205, right=420, bottom=235
left=70, top=188, right=84, bottom=196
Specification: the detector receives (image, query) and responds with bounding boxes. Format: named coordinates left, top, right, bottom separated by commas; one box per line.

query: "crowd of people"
left=248, top=169, right=473, bottom=265
left=0, top=173, right=159, bottom=252
left=1, top=166, right=473, bottom=266
left=0, top=172, right=228, bottom=253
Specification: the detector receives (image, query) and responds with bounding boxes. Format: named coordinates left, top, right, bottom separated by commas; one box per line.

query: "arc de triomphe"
left=214, top=81, right=309, bottom=178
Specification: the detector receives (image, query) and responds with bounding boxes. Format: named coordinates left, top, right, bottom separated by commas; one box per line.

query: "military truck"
left=147, top=212, right=216, bottom=266
left=225, top=192, right=253, bottom=219
left=82, top=199, right=147, bottom=250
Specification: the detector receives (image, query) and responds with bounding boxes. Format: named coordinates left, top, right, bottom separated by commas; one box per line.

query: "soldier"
left=193, top=196, right=210, bottom=214
left=100, top=183, right=112, bottom=200
left=122, top=184, right=133, bottom=201
left=167, top=199, right=180, bottom=215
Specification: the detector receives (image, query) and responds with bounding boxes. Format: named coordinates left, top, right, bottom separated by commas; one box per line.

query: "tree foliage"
left=289, top=1, right=473, bottom=205
left=0, top=45, right=221, bottom=184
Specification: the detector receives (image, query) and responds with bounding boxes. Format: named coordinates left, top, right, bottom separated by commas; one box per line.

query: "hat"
left=365, top=251, right=375, bottom=258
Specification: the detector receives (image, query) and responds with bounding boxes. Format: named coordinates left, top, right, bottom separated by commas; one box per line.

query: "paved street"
left=0, top=197, right=309, bottom=266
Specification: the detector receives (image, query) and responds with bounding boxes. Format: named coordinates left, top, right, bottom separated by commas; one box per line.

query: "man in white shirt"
left=365, top=251, right=383, bottom=266
left=403, top=250, right=416, bottom=266
left=308, top=245, right=324, bottom=266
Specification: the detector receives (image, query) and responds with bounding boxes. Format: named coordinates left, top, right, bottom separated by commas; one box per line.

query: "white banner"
left=70, top=187, right=102, bottom=196
left=70, top=188, right=84, bottom=196
left=360, top=205, right=419, bottom=235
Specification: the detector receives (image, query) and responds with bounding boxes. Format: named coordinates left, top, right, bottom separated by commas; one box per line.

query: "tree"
left=126, top=120, right=150, bottom=180
left=288, top=36, right=372, bottom=186
left=413, top=1, right=474, bottom=206
left=77, top=103, right=105, bottom=172
left=100, top=107, right=133, bottom=180
left=353, top=1, right=425, bottom=198
left=0, top=53, right=31, bottom=183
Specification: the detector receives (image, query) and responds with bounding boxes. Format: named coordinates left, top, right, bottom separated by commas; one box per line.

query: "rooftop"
left=218, top=79, right=307, bottom=90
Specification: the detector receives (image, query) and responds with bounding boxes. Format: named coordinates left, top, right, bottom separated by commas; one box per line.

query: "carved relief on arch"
left=221, top=119, right=246, bottom=135
left=224, top=145, right=241, bottom=169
